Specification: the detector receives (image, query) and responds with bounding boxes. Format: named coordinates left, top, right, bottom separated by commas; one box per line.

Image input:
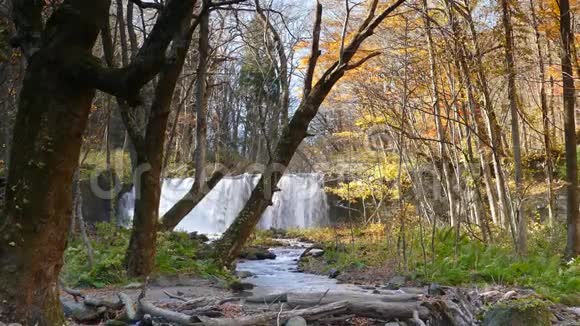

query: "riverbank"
left=270, top=225, right=580, bottom=307
left=62, top=241, right=580, bottom=326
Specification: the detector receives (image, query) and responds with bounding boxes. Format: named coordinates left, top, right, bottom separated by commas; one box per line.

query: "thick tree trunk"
left=125, top=10, right=196, bottom=277
left=1, top=0, right=197, bottom=320
left=0, top=2, right=109, bottom=323
left=560, top=0, right=580, bottom=258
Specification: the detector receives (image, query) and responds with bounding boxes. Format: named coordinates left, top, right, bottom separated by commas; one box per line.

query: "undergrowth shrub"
left=62, top=223, right=228, bottom=288
left=290, top=222, right=579, bottom=304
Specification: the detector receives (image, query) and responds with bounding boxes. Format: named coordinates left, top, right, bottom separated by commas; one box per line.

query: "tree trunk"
left=560, top=0, right=580, bottom=258
left=464, top=2, right=511, bottom=228
left=193, top=2, right=210, bottom=192
left=0, top=0, right=198, bottom=319
left=125, top=9, right=196, bottom=277
left=422, top=0, right=457, bottom=227
left=156, top=5, right=220, bottom=232
left=529, top=0, right=555, bottom=226
left=0, top=2, right=109, bottom=323
left=212, top=0, right=405, bottom=266
left=159, top=170, right=226, bottom=231
left=501, top=0, right=526, bottom=254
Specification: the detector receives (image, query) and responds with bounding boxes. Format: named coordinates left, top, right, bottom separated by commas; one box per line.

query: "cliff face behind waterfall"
left=117, top=173, right=329, bottom=233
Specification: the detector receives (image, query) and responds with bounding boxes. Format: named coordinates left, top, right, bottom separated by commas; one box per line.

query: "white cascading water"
left=117, top=173, right=329, bottom=234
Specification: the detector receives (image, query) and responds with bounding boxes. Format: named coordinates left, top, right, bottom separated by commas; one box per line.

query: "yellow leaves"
left=332, top=131, right=360, bottom=138
left=355, top=114, right=387, bottom=129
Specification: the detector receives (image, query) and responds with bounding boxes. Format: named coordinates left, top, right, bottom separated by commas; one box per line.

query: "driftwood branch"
left=140, top=300, right=199, bottom=325
left=118, top=292, right=138, bottom=321
left=197, top=300, right=349, bottom=326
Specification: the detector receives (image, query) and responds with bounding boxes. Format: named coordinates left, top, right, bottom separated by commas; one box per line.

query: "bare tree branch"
left=130, top=0, right=164, bottom=10
left=345, top=51, right=381, bottom=70
left=303, top=0, right=322, bottom=99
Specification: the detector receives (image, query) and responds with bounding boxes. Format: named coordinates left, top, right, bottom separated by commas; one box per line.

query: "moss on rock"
left=483, top=298, right=552, bottom=326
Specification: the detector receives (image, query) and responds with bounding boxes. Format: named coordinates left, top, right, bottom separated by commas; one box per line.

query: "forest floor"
left=61, top=251, right=580, bottom=325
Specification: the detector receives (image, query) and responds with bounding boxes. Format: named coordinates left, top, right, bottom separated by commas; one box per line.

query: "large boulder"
left=483, top=299, right=552, bottom=326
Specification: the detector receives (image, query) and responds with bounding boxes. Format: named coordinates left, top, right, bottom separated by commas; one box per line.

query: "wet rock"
left=239, top=247, right=277, bottom=260
left=61, top=299, right=104, bottom=322
left=188, top=231, right=209, bottom=243
left=139, top=314, right=153, bottom=326
left=229, top=280, right=255, bottom=293
left=235, top=270, right=254, bottom=278
left=299, top=246, right=324, bottom=259
left=483, top=299, right=552, bottom=326
left=328, top=268, right=340, bottom=279
left=383, top=275, right=407, bottom=290
left=284, top=316, right=307, bottom=326
left=428, top=282, right=444, bottom=296
left=309, top=249, right=325, bottom=258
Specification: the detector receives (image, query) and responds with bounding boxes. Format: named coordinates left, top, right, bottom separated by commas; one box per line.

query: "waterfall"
left=117, top=173, right=329, bottom=234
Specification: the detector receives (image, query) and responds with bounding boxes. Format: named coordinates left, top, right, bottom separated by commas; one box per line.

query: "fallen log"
left=287, top=292, right=429, bottom=320
left=287, top=291, right=420, bottom=304
left=245, top=293, right=288, bottom=304
left=177, top=297, right=218, bottom=311
left=196, top=300, right=349, bottom=326
left=84, top=297, right=124, bottom=310
left=164, top=290, right=189, bottom=302
left=140, top=300, right=200, bottom=325
left=118, top=292, right=138, bottom=321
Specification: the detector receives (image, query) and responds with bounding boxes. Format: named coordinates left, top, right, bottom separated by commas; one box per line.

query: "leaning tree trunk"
left=560, top=0, right=580, bottom=259
left=0, top=2, right=109, bottom=324
left=212, top=0, right=406, bottom=267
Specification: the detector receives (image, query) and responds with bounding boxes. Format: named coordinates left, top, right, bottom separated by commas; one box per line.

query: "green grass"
left=79, top=150, right=133, bottom=184
left=289, top=223, right=580, bottom=305
left=62, top=223, right=229, bottom=288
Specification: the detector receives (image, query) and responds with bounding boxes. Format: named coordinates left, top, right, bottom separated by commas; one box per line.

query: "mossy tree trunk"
left=0, top=0, right=198, bottom=322
left=0, top=2, right=109, bottom=324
